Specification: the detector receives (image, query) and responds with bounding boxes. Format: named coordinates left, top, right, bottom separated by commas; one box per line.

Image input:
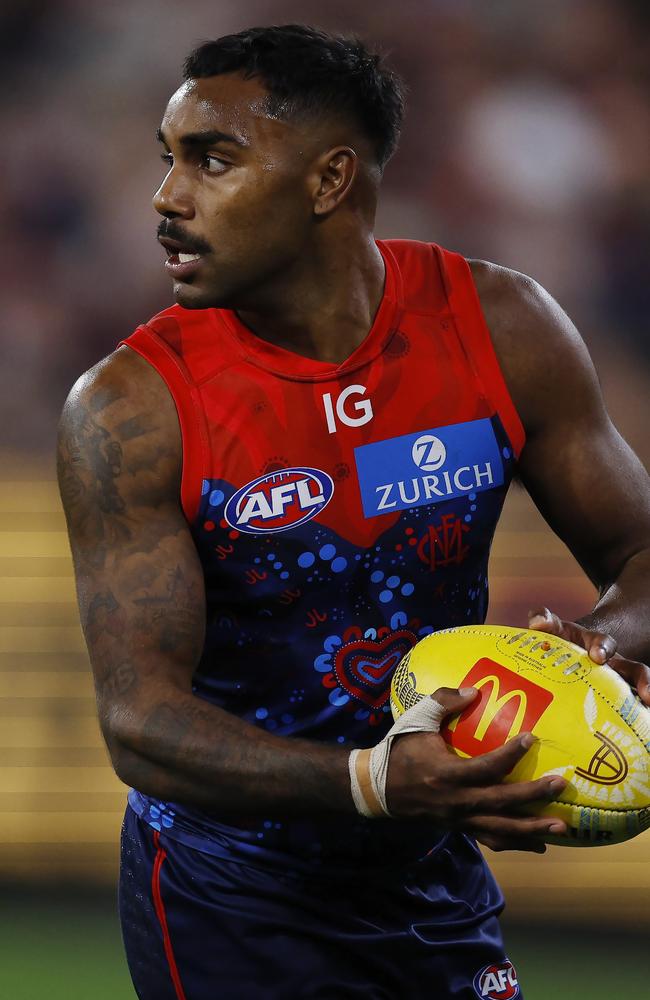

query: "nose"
left=153, top=166, right=194, bottom=219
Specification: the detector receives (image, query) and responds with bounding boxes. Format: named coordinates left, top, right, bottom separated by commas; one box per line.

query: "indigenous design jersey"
left=121, top=240, right=524, bottom=877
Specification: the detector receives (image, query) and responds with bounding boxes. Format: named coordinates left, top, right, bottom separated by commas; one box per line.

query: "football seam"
left=549, top=801, right=646, bottom=816
left=426, top=627, right=649, bottom=746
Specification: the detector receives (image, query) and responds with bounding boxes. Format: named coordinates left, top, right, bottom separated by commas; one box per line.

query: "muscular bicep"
left=473, top=261, right=650, bottom=588
left=519, top=399, right=650, bottom=587
left=57, top=349, right=206, bottom=739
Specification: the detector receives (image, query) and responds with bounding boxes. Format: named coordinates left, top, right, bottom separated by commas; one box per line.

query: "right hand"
left=385, top=687, right=567, bottom=854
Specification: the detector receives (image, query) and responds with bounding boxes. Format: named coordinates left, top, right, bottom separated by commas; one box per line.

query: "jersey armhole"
left=118, top=326, right=209, bottom=524
left=434, top=246, right=526, bottom=459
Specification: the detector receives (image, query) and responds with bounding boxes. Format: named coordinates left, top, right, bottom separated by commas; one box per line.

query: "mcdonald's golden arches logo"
left=443, top=658, right=554, bottom=755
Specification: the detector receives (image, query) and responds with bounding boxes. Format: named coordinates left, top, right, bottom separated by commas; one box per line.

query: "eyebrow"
left=155, top=126, right=248, bottom=149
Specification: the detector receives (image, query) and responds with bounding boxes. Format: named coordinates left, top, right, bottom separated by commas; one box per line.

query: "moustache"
left=157, top=222, right=212, bottom=256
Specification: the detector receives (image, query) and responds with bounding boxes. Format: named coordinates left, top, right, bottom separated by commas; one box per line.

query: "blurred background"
left=0, top=0, right=648, bottom=997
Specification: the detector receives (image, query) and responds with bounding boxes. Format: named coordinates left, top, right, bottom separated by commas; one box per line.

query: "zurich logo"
left=354, top=418, right=503, bottom=519
left=411, top=434, right=446, bottom=471
left=224, top=467, right=334, bottom=535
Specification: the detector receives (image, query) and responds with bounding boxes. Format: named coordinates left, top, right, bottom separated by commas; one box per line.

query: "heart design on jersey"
left=333, top=629, right=418, bottom=708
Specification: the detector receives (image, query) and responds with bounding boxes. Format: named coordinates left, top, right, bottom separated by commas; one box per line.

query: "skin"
left=58, top=71, right=650, bottom=854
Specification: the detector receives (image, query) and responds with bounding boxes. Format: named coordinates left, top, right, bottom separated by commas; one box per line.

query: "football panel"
left=537, top=799, right=650, bottom=847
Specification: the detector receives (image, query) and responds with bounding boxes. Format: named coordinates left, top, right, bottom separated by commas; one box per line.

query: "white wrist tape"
left=348, top=696, right=448, bottom=818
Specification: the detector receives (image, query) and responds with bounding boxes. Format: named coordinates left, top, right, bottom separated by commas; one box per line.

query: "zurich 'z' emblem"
left=224, top=468, right=334, bottom=535
left=411, top=434, right=446, bottom=471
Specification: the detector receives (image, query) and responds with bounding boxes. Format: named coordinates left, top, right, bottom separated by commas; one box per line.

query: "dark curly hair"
left=183, top=24, right=405, bottom=169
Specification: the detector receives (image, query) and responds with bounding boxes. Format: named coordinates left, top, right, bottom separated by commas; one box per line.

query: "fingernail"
left=548, top=823, right=565, bottom=833
left=459, top=687, right=477, bottom=696
left=520, top=733, right=536, bottom=749
left=548, top=778, right=565, bottom=793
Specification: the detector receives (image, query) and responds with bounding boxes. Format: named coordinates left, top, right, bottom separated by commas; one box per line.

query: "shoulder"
left=61, top=345, right=179, bottom=440
left=58, top=347, right=181, bottom=511
left=467, top=258, right=604, bottom=434
left=469, top=258, right=574, bottom=336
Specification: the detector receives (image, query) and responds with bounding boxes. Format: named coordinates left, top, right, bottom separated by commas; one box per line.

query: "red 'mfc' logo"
left=473, top=960, right=520, bottom=999
left=444, top=659, right=554, bottom=756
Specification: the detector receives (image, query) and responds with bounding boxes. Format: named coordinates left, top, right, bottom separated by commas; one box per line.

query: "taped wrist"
left=348, top=696, right=448, bottom=818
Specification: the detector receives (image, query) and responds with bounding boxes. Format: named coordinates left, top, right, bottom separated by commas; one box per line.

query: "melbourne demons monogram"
left=416, top=513, right=471, bottom=571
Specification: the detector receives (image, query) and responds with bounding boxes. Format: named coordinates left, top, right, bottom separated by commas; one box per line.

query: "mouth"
left=158, top=236, right=206, bottom=281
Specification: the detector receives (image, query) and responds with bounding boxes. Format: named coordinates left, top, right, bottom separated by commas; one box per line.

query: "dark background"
left=0, top=1, right=648, bottom=996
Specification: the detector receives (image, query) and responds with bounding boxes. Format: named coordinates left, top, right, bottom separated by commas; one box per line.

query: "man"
left=58, top=24, right=650, bottom=1000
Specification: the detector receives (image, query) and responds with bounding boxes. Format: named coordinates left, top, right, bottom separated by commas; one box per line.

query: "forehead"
left=161, top=74, right=287, bottom=145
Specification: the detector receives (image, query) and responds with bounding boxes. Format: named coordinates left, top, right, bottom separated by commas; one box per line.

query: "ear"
left=312, top=147, right=358, bottom=216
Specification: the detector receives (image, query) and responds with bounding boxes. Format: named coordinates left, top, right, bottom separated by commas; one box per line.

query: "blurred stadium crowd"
left=1, top=0, right=648, bottom=453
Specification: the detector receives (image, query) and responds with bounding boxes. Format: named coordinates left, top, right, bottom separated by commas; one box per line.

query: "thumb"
left=388, top=686, right=478, bottom=739
left=429, top=685, right=479, bottom=718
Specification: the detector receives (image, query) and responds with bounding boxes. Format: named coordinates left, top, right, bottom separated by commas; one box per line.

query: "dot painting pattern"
left=185, top=428, right=515, bottom=849
left=194, top=474, right=507, bottom=717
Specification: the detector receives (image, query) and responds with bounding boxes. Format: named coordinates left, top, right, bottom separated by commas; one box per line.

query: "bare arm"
left=473, top=261, right=650, bottom=672
left=58, top=347, right=352, bottom=817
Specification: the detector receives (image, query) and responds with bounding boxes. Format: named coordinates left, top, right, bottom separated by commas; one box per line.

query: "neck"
left=235, top=230, right=385, bottom=365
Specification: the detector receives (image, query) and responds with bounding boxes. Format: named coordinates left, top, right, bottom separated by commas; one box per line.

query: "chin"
left=176, top=282, right=253, bottom=312
left=173, top=281, right=222, bottom=310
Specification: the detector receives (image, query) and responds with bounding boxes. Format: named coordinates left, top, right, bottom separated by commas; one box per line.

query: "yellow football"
left=390, top=624, right=650, bottom=846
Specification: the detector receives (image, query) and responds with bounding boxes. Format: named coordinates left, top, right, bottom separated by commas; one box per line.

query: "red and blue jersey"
left=121, top=239, right=524, bottom=872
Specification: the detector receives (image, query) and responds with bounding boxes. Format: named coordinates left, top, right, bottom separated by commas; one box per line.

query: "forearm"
left=106, top=686, right=355, bottom=818
left=578, top=547, right=650, bottom=662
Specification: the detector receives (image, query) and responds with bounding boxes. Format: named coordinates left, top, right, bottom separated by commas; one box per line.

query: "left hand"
left=528, top=607, right=650, bottom=707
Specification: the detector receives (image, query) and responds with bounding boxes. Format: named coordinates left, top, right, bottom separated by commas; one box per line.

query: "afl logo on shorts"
left=225, top=468, right=334, bottom=535
left=473, top=959, right=520, bottom=999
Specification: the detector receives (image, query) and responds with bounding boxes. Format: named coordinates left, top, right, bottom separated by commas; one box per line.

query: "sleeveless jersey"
left=121, top=239, right=525, bottom=876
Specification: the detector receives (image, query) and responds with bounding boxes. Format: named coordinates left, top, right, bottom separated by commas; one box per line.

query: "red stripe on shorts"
left=151, top=829, right=188, bottom=1000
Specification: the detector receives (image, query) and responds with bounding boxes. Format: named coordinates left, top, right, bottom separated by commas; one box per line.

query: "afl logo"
left=473, top=960, right=520, bottom=999
left=411, top=434, right=446, bottom=472
left=224, top=468, right=334, bottom=535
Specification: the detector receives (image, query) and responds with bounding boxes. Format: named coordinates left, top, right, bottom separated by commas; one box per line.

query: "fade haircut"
left=183, top=24, right=406, bottom=169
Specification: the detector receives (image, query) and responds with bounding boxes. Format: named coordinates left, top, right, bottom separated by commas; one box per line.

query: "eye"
left=202, top=153, right=228, bottom=173
left=160, top=152, right=173, bottom=167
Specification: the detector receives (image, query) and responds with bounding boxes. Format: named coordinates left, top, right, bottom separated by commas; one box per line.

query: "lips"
left=159, top=236, right=205, bottom=280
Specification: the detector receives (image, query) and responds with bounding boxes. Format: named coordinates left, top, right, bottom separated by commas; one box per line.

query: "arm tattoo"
left=58, top=405, right=131, bottom=568
left=98, top=661, right=138, bottom=701
left=132, top=565, right=203, bottom=659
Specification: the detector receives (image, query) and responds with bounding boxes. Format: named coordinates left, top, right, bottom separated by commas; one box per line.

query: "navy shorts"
left=119, top=805, right=523, bottom=999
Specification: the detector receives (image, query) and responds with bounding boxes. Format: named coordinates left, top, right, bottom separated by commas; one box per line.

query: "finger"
left=467, top=774, right=567, bottom=814
left=608, top=654, right=650, bottom=706
left=528, top=607, right=564, bottom=636
left=576, top=627, right=617, bottom=665
left=529, top=608, right=617, bottom=665
left=466, top=814, right=567, bottom=839
left=428, top=685, right=479, bottom=718
left=451, top=732, right=540, bottom=785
